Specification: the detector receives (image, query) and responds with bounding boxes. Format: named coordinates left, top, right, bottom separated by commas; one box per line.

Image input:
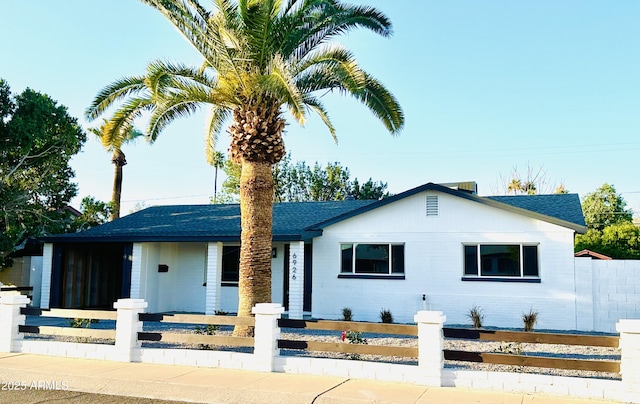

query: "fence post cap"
left=616, top=319, right=640, bottom=334
left=113, top=298, right=148, bottom=310
left=252, top=303, right=285, bottom=315
left=0, top=292, right=30, bottom=305
left=414, top=310, right=446, bottom=324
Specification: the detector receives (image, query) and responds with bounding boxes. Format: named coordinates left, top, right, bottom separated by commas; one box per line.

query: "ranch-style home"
left=39, top=181, right=588, bottom=330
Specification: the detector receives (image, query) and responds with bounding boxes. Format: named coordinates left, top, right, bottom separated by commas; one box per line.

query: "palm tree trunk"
left=234, top=161, right=274, bottom=336
left=213, top=166, right=218, bottom=203
left=111, top=162, right=123, bottom=221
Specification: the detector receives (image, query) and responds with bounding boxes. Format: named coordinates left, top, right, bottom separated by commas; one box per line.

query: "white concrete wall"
left=312, top=190, right=579, bottom=329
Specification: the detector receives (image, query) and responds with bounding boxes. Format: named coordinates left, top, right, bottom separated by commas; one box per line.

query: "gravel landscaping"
left=22, top=317, right=621, bottom=381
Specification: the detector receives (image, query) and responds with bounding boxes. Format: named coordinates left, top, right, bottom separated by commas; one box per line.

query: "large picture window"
left=464, top=244, right=539, bottom=279
left=340, top=243, right=404, bottom=276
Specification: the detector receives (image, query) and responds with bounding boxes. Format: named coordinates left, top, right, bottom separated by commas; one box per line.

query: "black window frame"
left=462, top=243, right=540, bottom=283
left=339, top=243, right=405, bottom=279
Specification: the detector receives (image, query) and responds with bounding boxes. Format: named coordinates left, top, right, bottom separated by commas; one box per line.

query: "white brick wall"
left=129, top=243, right=143, bottom=299
left=311, top=191, right=580, bottom=330
left=20, top=340, right=115, bottom=360
left=205, top=242, right=222, bottom=315
left=443, top=369, right=627, bottom=401
left=588, top=260, right=640, bottom=332
left=287, top=241, right=305, bottom=319
left=40, top=243, right=53, bottom=309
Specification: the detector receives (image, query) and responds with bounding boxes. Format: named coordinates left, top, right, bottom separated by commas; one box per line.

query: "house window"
left=463, top=244, right=539, bottom=281
left=222, top=246, right=240, bottom=285
left=340, top=243, right=405, bottom=276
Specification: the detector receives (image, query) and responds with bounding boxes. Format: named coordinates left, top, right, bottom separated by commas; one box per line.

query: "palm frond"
left=239, top=0, right=282, bottom=69
left=352, top=73, right=404, bottom=135
left=107, top=97, right=156, bottom=144
left=204, top=106, right=231, bottom=165
left=294, top=45, right=365, bottom=91
left=85, top=75, right=147, bottom=121
left=139, top=0, right=211, bottom=55
left=279, top=0, right=393, bottom=61
left=302, top=95, right=336, bottom=142
left=147, top=94, right=203, bottom=142
left=262, top=54, right=305, bottom=124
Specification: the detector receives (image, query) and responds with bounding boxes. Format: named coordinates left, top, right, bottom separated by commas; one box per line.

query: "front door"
left=303, top=244, right=312, bottom=312
left=283, top=244, right=290, bottom=311
left=282, top=243, right=313, bottom=313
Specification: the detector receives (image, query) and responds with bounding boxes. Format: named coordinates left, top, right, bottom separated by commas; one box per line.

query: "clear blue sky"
left=2, top=1, right=639, bottom=216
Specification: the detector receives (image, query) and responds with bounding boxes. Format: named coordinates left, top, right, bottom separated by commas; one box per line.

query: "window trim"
left=339, top=242, right=405, bottom=277
left=462, top=243, right=540, bottom=280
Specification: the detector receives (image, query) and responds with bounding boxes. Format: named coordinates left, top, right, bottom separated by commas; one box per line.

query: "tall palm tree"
left=89, top=120, right=143, bottom=221
left=86, top=0, right=404, bottom=335
left=209, top=151, right=226, bottom=203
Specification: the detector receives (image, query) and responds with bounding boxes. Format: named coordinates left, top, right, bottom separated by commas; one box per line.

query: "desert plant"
left=68, top=318, right=97, bottom=328
left=345, top=330, right=368, bottom=345
left=342, top=330, right=368, bottom=360
left=466, top=305, right=485, bottom=328
left=194, top=324, right=218, bottom=350
left=342, top=307, right=353, bottom=321
left=67, top=318, right=98, bottom=343
left=495, top=341, right=522, bottom=355
left=522, top=308, right=539, bottom=332
left=380, top=308, right=393, bottom=323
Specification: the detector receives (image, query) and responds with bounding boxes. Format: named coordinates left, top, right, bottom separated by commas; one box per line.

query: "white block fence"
left=1, top=293, right=639, bottom=403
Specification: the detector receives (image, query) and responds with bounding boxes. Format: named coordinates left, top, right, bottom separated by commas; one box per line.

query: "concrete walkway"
left=0, top=353, right=624, bottom=403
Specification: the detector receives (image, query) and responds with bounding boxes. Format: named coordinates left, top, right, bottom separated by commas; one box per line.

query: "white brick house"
left=40, top=182, right=590, bottom=331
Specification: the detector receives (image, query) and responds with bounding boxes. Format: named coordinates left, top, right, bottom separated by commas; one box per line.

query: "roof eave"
left=307, top=182, right=587, bottom=233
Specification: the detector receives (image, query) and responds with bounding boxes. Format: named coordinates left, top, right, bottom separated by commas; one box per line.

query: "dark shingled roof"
left=487, top=194, right=586, bottom=228
left=43, top=183, right=586, bottom=243
left=43, top=200, right=377, bottom=243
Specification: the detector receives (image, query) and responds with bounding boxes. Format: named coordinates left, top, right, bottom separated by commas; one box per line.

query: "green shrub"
left=379, top=308, right=393, bottom=323
left=194, top=324, right=218, bottom=350
left=342, top=307, right=353, bottom=321
left=68, top=318, right=97, bottom=328
left=345, top=330, right=367, bottom=345
left=343, top=330, right=367, bottom=360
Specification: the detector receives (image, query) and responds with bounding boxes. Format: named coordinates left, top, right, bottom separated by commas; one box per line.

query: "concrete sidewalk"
left=0, top=353, right=623, bottom=404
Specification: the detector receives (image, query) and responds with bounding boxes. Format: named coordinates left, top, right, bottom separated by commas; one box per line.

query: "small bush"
left=495, top=341, right=522, bottom=355
left=68, top=318, right=97, bottom=328
left=466, top=305, right=485, bottom=328
left=343, top=330, right=367, bottom=360
left=342, top=307, right=353, bottom=321
left=195, top=324, right=218, bottom=335
left=522, top=308, right=539, bottom=332
left=379, top=308, right=393, bottom=323
left=194, top=324, right=218, bottom=350
left=345, top=330, right=368, bottom=345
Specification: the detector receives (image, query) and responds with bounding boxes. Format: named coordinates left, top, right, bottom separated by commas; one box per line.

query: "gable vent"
left=426, top=195, right=438, bottom=216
